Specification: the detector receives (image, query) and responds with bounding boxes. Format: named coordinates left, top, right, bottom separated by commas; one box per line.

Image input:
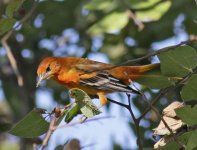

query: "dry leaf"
left=163, top=101, right=184, bottom=118
left=154, top=135, right=173, bottom=149
left=64, top=139, right=80, bottom=150
left=153, top=116, right=185, bottom=135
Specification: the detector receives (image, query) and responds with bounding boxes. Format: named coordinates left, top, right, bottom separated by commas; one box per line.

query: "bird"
left=36, top=57, right=159, bottom=106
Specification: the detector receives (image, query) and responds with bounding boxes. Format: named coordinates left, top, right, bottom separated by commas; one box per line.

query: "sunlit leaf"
left=69, top=88, right=101, bottom=118
left=181, top=75, right=197, bottom=102
left=0, top=18, right=16, bottom=35
left=5, top=0, right=24, bottom=18
left=128, top=0, right=161, bottom=9
left=9, top=108, right=49, bottom=138
left=158, top=45, right=197, bottom=77
left=65, top=104, right=80, bottom=123
left=84, top=0, right=117, bottom=12
left=136, top=1, right=171, bottom=21
left=88, top=12, right=128, bottom=35
left=176, top=105, right=197, bottom=126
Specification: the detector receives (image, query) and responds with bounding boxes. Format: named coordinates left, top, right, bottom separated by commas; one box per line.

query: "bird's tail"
left=136, top=63, right=160, bottom=73
left=122, top=63, right=160, bottom=82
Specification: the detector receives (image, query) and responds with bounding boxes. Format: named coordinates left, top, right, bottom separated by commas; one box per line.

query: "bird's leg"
left=97, top=92, right=108, bottom=106
left=80, top=116, right=87, bottom=123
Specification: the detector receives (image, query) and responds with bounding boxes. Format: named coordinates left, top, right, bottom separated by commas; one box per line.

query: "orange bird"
left=37, top=57, right=159, bottom=106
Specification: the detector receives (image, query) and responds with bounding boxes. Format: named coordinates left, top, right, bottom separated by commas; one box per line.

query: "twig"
left=82, top=36, right=197, bottom=75
left=0, top=0, right=38, bottom=86
left=139, top=90, right=186, bottom=148
left=1, top=31, right=23, bottom=86
left=107, top=96, right=143, bottom=150
left=127, top=9, right=144, bottom=31
left=130, top=0, right=169, bottom=12
left=41, top=118, right=57, bottom=150
left=41, top=107, right=113, bottom=149
left=126, top=94, right=143, bottom=150
left=57, top=116, right=114, bottom=130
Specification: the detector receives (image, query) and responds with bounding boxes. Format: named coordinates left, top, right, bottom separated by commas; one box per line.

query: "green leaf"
left=65, top=104, right=80, bottom=123
left=84, top=0, right=117, bottom=12
left=0, top=18, right=16, bottom=35
left=158, top=45, right=197, bottom=77
left=181, top=75, right=197, bottom=102
left=88, top=12, right=128, bottom=35
left=56, top=110, right=68, bottom=125
left=128, top=0, right=160, bottom=9
left=6, top=0, right=24, bottom=18
left=161, top=131, right=197, bottom=150
left=69, top=88, right=101, bottom=118
left=175, top=105, right=197, bottom=126
left=136, top=69, right=175, bottom=89
left=136, top=1, right=171, bottom=21
left=187, top=130, right=197, bottom=150
left=9, top=108, right=49, bottom=138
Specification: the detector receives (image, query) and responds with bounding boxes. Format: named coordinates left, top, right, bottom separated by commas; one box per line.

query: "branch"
left=0, top=0, right=38, bottom=86
left=120, top=35, right=197, bottom=66
left=127, top=9, right=144, bottom=31
left=140, top=91, right=186, bottom=148
left=108, top=96, right=143, bottom=150
left=41, top=117, right=57, bottom=149
left=41, top=106, right=113, bottom=149
left=83, top=35, right=197, bottom=75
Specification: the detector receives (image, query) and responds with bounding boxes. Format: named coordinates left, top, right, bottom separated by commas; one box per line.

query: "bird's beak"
left=36, top=75, right=44, bottom=87
left=36, top=73, right=53, bottom=87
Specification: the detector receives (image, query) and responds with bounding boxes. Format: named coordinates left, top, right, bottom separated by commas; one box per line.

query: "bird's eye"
left=46, top=66, right=51, bottom=72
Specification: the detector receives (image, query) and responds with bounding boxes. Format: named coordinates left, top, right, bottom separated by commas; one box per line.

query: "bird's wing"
left=79, top=71, right=140, bottom=94
left=74, top=61, right=112, bottom=73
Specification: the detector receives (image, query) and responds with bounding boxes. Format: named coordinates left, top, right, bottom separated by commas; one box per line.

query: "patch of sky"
left=124, top=37, right=137, bottom=47
left=63, top=28, right=79, bottom=44
left=34, top=14, right=44, bottom=28
left=140, top=119, right=151, bottom=128
left=88, top=52, right=109, bottom=63
left=0, top=47, right=6, bottom=56
left=144, top=130, right=154, bottom=140
left=151, top=14, right=188, bottom=51
left=151, top=14, right=188, bottom=64
left=91, top=36, right=103, bottom=51
left=21, top=49, right=34, bottom=59
left=81, top=8, right=89, bottom=16
left=0, top=80, right=5, bottom=101
left=16, top=33, right=24, bottom=42
left=36, top=89, right=58, bottom=112
left=39, top=39, right=56, bottom=51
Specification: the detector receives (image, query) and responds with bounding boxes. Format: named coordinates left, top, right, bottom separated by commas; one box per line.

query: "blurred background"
left=0, top=0, right=196, bottom=149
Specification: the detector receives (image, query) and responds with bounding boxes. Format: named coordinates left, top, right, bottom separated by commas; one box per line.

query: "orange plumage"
left=37, top=57, right=159, bottom=105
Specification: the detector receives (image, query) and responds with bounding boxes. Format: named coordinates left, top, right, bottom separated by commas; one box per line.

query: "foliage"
left=9, top=108, right=49, bottom=138
left=0, top=0, right=197, bottom=149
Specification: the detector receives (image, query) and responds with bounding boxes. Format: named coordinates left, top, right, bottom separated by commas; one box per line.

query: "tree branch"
left=0, top=0, right=38, bottom=86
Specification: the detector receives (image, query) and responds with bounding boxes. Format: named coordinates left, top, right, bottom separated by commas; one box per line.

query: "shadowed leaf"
left=65, top=104, right=80, bottom=123
left=9, top=108, right=49, bottom=138
left=5, top=0, right=23, bottom=18
left=136, top=69, right=175, bottom=89
left=0, top=18, right=16, bottom=35
left=181, top=75, right=197, bottom=102
left=158, top=45, right=197, bottom=77
left=175, top=105, right=197, bottom=126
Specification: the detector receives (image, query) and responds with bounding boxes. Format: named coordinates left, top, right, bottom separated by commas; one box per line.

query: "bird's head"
left=36, top=57, right=61, bottom=87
